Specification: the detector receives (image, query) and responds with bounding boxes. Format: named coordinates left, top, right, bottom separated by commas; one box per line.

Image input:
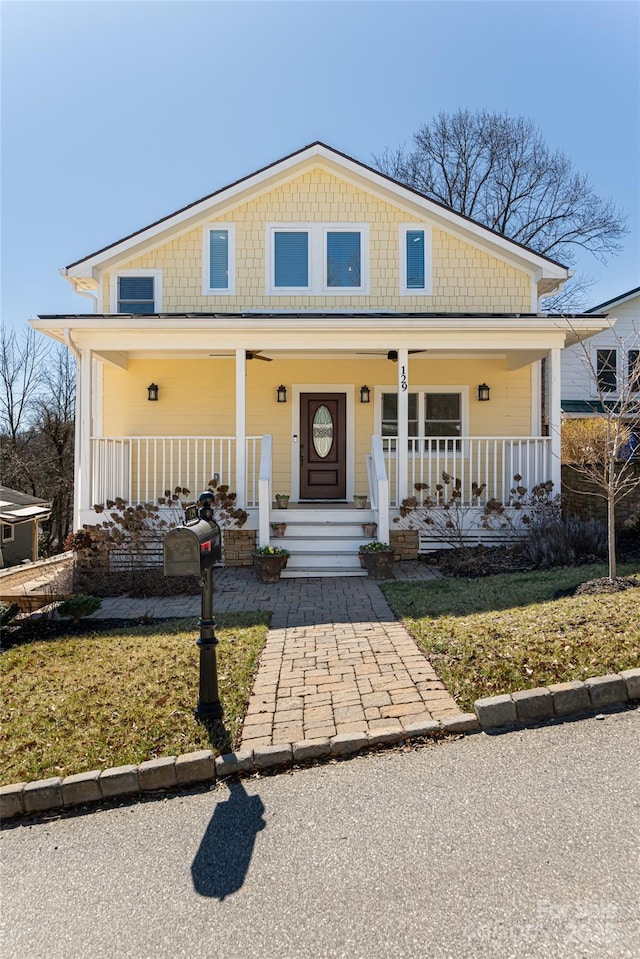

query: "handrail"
left=370, top=435, right=390, bottom=543
left=257, top=434, right=273, bottom=547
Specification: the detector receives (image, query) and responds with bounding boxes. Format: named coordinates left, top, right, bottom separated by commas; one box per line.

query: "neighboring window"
left=267, top=223, right=368, bottom=294
left=1, top=524, right=14, bottom=543
left=628, top=350, right=640, bottom=392
left=112, top=270, right=162, bottom=313
left=326, top=231, right=361, bottom=287
left=597, top=349, right=617, bottom=392
left=381, top=391, right=462, bottom=451
left=204, top=225, right=235, bottom=294
left=117, top=276, right=155, bottom=313
left=400, top=225, right=432, bottom=294
left=274, top=231, right=309, bottom=288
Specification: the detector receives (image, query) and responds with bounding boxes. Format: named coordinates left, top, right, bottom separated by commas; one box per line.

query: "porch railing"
left=382, top=436, right=553, bottom=508
left=91, top=436, right=261, bottom=508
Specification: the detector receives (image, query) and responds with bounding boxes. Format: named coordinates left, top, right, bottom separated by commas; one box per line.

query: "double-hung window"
left=628, top=350, right=640, bottom=393
left=400, top=225, right=432, bottom=294
left=267, top=223, right=368, bottom=294
left=596, top=348, right=617, bottom=393
left=112, top=270, right=161, bottom=313
left=381, top=389, right=463, bottom=452
left=203, top=225, right=235, bottom=294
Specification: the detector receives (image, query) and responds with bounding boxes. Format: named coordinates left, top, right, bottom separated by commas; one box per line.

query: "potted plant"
left=252, top=544, right=290, bottom=583
left=275, top=493, right=290, bottom=509
left=270, top=522, right=287, bottom=537
left=362, top=521, right=377, bottom=537
left=353, top=494, right=367, bottom=509
left=358, top=541, right=395, bottom=580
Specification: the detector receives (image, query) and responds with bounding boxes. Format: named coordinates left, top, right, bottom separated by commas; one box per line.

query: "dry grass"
left=0, top=612, right=269, bottom=786
left=382, top=563, right=640, bottom=712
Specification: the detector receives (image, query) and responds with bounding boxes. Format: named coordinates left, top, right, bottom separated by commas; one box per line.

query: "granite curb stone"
left=512, top=687, right=554, bottom=724
left=474, top=694, right=517, bottom=730
left=331, top=732, right=368, bottom=757
left=61, top=770, right=102, bottom=807
left=215, top=750, right=254, bottom=778
left=292, top=738, right=332, bottom=762
left=176, top=750, right=215, bottom=785
left=138, top=757, right=178, bottom=792
left=99, top=765, right=140, bottom=799
left=253, top=744, right=293, bottom=770
left=585, top=674, right=628, bottom=709
left=620, top=667, right=640, bottom=700
left=440, top=713, right=481, bottom=734
left=23, top=777, right=63, bottom=814
left=547, top=681, right=591, bottom=717
left=0, top=783, right=26, bottom=819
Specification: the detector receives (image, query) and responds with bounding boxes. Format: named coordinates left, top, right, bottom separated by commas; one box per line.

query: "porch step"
left=268, top=507, right=376, bottom=578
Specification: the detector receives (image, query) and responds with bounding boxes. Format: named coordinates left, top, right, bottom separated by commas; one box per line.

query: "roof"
left=0, top=488, right=51, bottom=526
left=587, top=286, right=640, bottom=314
left=561, top=399, right=640, bottom=417
left=63, top=141, right=569, bottom=277
left=39, top=311, right=604, bottom=321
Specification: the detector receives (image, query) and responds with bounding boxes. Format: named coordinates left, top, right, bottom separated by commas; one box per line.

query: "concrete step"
left=271, top=522, right=376, bottom=538
left=282, top=537, right=372, bottom=553
left=281, top=566, right=367, bottom=579
left=285, top=552, right=363, bottom=569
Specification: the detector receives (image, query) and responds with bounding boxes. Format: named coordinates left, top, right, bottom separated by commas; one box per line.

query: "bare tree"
left=374, top=111, right=627, bottom=307
left=1, top=325, right=75, bottom=552
left=561, top=320, right=640, bottom=581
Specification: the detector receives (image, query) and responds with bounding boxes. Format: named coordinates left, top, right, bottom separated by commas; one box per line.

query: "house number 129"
left=400, top=366, right=408, bottom=391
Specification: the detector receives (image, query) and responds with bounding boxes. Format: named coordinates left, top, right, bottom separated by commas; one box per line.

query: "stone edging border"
left=0, top=714, right=478, bottom=821
left=474, top=668, right=640, bottom=730
left=2, top=667, right=638, bottom=822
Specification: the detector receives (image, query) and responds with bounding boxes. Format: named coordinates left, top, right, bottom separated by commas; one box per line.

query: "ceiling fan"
left=356, top=350, right=428, bottom=361
left=208, top=350, right=273, bottom=361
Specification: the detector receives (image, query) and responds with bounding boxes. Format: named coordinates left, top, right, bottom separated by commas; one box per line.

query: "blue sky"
left=2, top=0, right=639, bottom=330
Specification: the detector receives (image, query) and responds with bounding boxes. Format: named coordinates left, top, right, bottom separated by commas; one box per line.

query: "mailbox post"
left=163, top=493, right=223, bottom=720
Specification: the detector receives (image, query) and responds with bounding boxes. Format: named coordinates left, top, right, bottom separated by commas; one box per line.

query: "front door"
left=300, top=393, right=346, bottom=499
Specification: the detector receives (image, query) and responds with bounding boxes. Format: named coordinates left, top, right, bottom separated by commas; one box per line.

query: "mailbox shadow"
left=191, top=780, right=266, bottom=899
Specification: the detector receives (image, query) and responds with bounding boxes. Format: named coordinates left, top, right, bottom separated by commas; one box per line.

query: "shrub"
left=57, top=594, right=102, bottom=624
left=520, top=513, right=607, bottom=569
left=0, top=602, right=20, bottom=629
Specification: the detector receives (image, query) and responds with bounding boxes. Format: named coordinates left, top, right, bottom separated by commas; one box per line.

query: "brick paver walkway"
left=87, top=563, right=462, bottom=748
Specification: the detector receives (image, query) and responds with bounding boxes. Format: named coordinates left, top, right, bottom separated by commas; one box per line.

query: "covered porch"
left=28, top=309, right=608, bottom=573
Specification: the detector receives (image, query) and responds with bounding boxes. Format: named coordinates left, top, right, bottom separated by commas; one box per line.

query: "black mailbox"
left=163, top=518, right=221, bottom=578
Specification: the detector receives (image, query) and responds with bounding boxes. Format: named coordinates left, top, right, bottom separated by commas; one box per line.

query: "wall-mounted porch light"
left=477, top=383, right=491, bottom=402
left=276, top=384, right=287, bottom=403
left=360, top=385, right=371, bottom=404
left=147, top=383, right=159, bottom=401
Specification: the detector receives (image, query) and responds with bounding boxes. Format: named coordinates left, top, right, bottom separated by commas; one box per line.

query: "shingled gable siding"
left=101, top=168, right=532, bottom=314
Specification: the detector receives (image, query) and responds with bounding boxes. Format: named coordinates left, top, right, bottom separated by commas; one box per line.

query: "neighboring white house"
left=561, top=286, right=640, bottom=419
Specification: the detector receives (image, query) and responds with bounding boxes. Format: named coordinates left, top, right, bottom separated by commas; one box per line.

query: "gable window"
left=628, top=350, right=639, bottom=392
left=274, top=231, right=309, bottom=288
left=596, top=349, right=617, bottom=393
left=111, top=270, right=162, bottom=313
left=326, top=231, right=361, bottom=287
left=267, top=223, right=369, bottom=294
left=400, top=225, right=432, bottom=294
left=203, top=225, right=235, bottom=294
left=380, top=389, right=463, bottom=452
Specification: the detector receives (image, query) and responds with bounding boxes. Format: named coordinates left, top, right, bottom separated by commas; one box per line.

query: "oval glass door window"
left=312, top=405, right=334, bottom=458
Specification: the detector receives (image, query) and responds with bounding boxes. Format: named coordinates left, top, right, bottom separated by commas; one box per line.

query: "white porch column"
left=78, top=348, right=93, bottom=518
left=397, top=348, right=409, bottom=504
left=548, top=347, right=562, bottom=495
left=235, top=349, right=247, bottom=507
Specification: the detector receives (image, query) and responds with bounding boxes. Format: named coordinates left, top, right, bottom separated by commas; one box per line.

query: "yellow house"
left=31, top=142, right=610, bottom=575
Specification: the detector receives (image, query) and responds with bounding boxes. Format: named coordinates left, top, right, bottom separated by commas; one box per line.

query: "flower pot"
left=253, top=552, right=288, bottom=584
left=362, top=549, right=395, bottom=580
left=353, top=495, right=367, bottom=509
left=270, top=523, right=287, bottom=537
left=362, top=522, right=377, bottom=537
left=275, top=495, right=289, bottom=509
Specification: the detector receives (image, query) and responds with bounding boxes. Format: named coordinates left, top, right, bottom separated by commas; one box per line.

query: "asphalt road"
left=2, top=708, right=639, bottom=959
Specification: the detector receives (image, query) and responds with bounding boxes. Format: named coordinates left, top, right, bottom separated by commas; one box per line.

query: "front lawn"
left=0, top=612, right=269, bottom=786
left=382, top=563, right=640, bottom=712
